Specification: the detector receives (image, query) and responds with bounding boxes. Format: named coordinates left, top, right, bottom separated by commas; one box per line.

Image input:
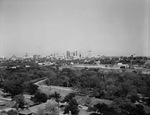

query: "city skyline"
left=0, top=50, right=148, bottom=59
left=0, top=0, right=150, bottom=57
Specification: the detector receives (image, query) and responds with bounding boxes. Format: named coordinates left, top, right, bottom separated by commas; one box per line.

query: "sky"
left=0, top=0, right=150, bottom=57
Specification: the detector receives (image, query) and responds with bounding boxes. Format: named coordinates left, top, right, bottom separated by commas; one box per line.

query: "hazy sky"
left=0, top=0, right=150, bottom=57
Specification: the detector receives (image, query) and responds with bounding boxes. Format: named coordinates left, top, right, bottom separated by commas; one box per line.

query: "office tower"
left=66, top=51, right=70, bottom=58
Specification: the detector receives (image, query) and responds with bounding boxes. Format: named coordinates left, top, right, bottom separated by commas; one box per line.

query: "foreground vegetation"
left=0, top=63, right=150, bottom=114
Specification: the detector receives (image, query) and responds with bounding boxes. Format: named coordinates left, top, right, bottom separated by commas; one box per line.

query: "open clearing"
left=39, top=85, right=74, bottom=97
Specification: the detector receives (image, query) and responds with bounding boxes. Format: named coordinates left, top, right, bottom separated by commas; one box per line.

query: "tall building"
left=66, top=51, right=70, bottom=58
left=33, top=54, right=41, bottom=59
left=66, top=50, right=81, bottom=59
left=24, top=53, right=30, bottom=59
left=75, top=51, right=78, bottom=56
left=88, top=50, right=92, bottom=58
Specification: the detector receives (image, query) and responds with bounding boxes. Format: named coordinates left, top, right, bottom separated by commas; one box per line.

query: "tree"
left=45, top=100, right=58, bottom=115
left=93, top=103, right=117, bottom=115
left=0, top=111, right=7, bottom=115
left=129, top=94, right=139, bottom=103
left=49, top=92, right=61, bottom=102
left=111, top=98, right=146, bottom=115
left=61, top=92, right=78, bottom=115
left=32, top=91, right=48, bottom=103
left=7, top=110, right=17, bottom=115
left=2, top=79, right=23, bottom=97
left=64, top=99, right=79, bottom=115
left=13, top=94, right=25, bottom=110
left=144, top=60, right=150, bottom=68
left=62, top=92, right=75, bottom=103
left=24, top=82, right=38, bottom=95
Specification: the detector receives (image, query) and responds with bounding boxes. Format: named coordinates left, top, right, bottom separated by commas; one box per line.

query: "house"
left=19, top=109, right=32, bottom=115
left=117, top=63, right=129, bottom=69
left=28, top=99, right=58, bottom=115
left=29, top=103, right=46, bottom=114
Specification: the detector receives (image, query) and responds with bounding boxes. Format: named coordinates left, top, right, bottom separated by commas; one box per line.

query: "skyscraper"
left=66, top=51, right=70, bottom=58
left=88, top=50, right=92, bottom=58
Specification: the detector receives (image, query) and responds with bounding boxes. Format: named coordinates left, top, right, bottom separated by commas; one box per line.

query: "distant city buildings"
left=0, top=52, right=150, bottom=73
left=0, top=50, right=93, bottom=61
left=10, top=55, right=17, bottom=61
left=33, top=54, right=41, bottom=60
left=24, top=53, right=29, bottom=59
left=66, top=51, right=81, bottom=59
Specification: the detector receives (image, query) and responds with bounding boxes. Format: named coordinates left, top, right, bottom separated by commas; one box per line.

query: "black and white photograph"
left=0, top=0, right=150, bottom=115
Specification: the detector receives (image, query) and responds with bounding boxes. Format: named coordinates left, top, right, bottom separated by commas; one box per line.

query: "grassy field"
left=39, top=85, right=74, bottom=98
